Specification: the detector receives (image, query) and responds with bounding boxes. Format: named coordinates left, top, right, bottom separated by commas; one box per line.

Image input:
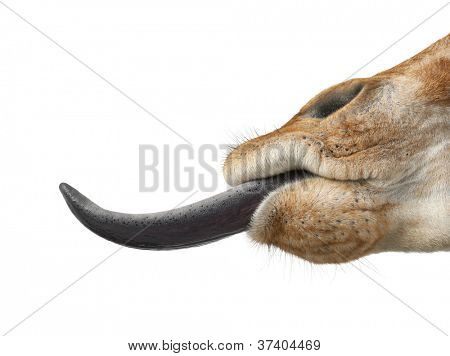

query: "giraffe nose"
left=301, top=81, right=364, bottom=119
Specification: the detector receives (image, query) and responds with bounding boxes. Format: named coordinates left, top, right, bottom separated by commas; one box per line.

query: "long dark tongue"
left=59, top=171, right=305, bottom=249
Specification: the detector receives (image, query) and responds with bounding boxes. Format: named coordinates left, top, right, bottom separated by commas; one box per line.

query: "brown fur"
left=224, top=34, right=450, bottom=263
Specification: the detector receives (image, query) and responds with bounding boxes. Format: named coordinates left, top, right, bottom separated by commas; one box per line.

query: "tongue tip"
left=59, top=182, right=80, bottom=205
left=59, top=182, right=96, bottom=222
left=59, top=182, right=76, bottom=206
left=59, top=182, right=73, bottom=198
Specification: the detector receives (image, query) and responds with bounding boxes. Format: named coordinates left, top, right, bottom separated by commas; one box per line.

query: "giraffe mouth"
left=60, top=80, right=364, bottom=249
left=59, top=170, right=307, bottom=250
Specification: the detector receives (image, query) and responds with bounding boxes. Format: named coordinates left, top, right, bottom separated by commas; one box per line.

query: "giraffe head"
left=223, top=34, right=449, bottom=262
left=60, top=35, right=449, bottom=263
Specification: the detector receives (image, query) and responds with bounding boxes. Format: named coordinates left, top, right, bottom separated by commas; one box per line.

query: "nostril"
left=303, top=82, right=364, bottom=119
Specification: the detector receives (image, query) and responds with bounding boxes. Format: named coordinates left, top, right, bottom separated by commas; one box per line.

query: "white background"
left=0, top=0, right=449, bottom=354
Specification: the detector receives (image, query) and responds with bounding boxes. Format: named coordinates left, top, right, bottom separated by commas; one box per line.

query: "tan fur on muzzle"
left=224, top=34, right=450, bottom=263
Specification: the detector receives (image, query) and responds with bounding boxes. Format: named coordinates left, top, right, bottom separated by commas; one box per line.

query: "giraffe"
left=60, top=34, right=449, bottom=263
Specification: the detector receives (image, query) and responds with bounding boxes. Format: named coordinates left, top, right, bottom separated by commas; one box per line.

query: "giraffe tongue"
left=59, top=171, right=305, bottom=249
